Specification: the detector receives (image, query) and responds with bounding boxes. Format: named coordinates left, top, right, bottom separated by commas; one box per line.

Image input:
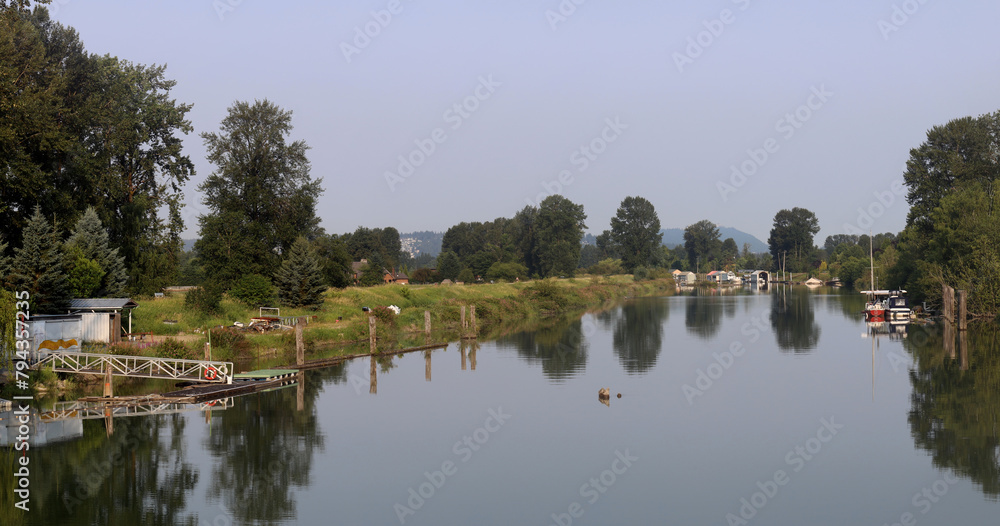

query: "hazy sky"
left=48, top=0, right=1000, bottom=244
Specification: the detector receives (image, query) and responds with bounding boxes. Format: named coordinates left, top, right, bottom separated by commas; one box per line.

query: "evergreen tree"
left=0, top=236, right=10, bottom=287
left=10, top=206, right=70, bottom=313
left=64, top=207, right=128, bottom=297
left=275, top=237, right=327, bottom=309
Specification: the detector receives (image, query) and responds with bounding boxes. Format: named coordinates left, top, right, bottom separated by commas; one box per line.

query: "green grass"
left=124, top=275, right=677, bottom=359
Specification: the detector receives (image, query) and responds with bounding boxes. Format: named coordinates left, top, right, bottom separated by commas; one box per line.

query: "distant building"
left=384, top=269, right=409, bottom=285
left=676, top=271, right=697, bottom=284
left=351, top=259, right=369, bottom=283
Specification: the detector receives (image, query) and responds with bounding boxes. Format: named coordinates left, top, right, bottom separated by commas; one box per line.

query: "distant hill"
left=660, top=227, right=768, bottom=253
left=183, top=239, right=197, bottom=252
left=400, top=231, right=444, bottom=257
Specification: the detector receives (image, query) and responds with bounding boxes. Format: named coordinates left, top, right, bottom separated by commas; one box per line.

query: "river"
left=5, top=286, right=1000, bottom=525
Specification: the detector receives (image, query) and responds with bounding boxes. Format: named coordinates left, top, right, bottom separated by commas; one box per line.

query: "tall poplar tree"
left=197, top=100, right=322, bottom=288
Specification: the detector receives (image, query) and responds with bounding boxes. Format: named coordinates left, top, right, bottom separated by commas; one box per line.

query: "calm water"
left=6, top=287, right=1000, bottom=525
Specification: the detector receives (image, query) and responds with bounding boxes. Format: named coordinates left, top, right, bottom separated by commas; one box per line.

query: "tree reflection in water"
left=685, top=293, right=724, bottom=340
left=905, top=322, right=1000, bottom=498
left=613, top=297, right=670, bottom=375
left=203, top=365, right=345, bottom=524
left=497, top=318, right=589, bottom=381
left=770, top=286, right=821, bottom=353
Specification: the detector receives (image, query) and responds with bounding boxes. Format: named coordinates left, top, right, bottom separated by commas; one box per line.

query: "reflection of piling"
left=945, top=320, right=955, bottom=360
left=425, top=351, right=432, bottom=382
left=461, top=341, right=467, bottom=371
left=469, top=341, right=478, bottom=370
left=959, top=330, right=969, bottom=371
left=369, top=316, right=377, bottom=353
left=369, top=355, right=377, bottom=394
left=296, top=371, right=304, bottom=412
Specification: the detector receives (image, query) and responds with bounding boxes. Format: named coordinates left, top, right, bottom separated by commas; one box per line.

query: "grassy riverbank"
left=124, top=275, right=676, bottom=361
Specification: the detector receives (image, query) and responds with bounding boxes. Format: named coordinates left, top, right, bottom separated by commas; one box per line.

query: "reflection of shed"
left=67, top=298, right=138, bottom=343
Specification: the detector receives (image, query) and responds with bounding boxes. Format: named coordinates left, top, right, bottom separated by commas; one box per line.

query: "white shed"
left=67, top=298, right=138, bottom=343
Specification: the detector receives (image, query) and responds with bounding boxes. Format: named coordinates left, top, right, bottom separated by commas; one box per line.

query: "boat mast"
left=869, top=231, right=875, bottom=293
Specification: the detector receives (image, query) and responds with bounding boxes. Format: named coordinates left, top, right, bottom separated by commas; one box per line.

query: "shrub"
left=633, top=266, right=648, bottom=281
left=409, top=267, right=439, bottom=284
left=185, top=285, right=222, bottom=314
left=210, top=328, right=252, bottom=358
left=457, top=268, right=475, bottom=283
left=590, top=258, right=624, bottom=275
left=229, top=273, right=276, bottom=307
left=485, top=262, right=529, bottom=282
left=156, top=338, right=193, bottom=360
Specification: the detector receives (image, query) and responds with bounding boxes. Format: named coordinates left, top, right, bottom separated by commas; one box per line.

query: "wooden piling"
left=942, top=285, right=955, bottom=322
left=957, top=290, right=968, bottom=330
left=295, top=319, right=305, bottom=366
left=469, top=305, right=477, bottom=338
left=204, top=342, right=211, bottom=361
left=424, top=310, right=431, bottom=335
left=461, top=306, right=467, bottom=333
left=369, top=316, right=377, bottom=353
left=103, top=368, right=113, bottom=398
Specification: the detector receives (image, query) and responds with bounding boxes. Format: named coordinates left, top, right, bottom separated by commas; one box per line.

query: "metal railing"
left=33, top=351, right=233, bottom=384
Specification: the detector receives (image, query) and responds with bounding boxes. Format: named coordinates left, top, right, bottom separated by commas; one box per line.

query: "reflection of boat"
left=863, top=316, right=909, bottom=340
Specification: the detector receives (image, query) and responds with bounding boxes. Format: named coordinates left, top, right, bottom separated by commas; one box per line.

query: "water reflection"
left=1, top=414, right=199, bottom=526
left=770, top=286, right=821, bottom=352
left=203, top=366, right=341, bottom=524
left=613, top=297, right=670, bottom=374
left=496, top=318, right=589, bottom=381
left=684, top=294, right=724, bottom=340
left=905, top=322, right=1000, bottom=498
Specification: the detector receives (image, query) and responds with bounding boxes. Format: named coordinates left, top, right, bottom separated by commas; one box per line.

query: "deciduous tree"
left=609, top=196, right=663, bottom=271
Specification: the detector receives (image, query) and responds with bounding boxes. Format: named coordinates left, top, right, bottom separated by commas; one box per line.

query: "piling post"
left=470, top=305, right=477, bottom=339
left=295, top=318, right=305, bottom=366
left=957, top=290, right=968, bottom=330
left=461, top=306, right=467, bottom=334
left=424, top=310, right=431, bottom=335
left=369, top=316, right=377, bottom=353
left=942, top=285, right=955, bottom=322
left=103, top=368, right=113, bottom=398
left=204, top=342, right=211, bottom=361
